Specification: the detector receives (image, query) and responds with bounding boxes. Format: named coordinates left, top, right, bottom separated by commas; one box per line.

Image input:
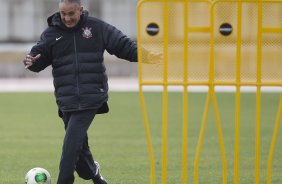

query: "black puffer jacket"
left=28, top=11, right=137, bottom=112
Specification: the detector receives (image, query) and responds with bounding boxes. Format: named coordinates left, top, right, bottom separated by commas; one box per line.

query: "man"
left=23, top=0, right=160, bottom=183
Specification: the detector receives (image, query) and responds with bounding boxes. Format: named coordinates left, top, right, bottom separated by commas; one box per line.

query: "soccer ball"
left=25, top=167, right=51, bottom=184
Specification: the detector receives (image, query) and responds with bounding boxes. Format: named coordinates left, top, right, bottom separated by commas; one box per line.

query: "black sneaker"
left=93, top=161, right=107, bottom=184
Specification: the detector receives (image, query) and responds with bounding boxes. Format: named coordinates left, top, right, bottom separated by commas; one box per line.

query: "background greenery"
left=0, top=92, right=281, bottom=183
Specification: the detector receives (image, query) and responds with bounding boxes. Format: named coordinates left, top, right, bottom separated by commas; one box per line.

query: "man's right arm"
left=23, top=33, right=52, bottom=72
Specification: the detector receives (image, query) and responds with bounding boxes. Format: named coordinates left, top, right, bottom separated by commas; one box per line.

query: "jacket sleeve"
left=27, top=33, right=52, bottom=72
left=102, top=22, right=138, bottom=62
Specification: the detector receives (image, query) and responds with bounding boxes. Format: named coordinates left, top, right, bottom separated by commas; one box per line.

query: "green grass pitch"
left=0, top=92, right=281, bottom=183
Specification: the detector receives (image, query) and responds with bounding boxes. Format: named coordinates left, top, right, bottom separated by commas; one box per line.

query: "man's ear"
left=80, top=6, right=83, bottom=14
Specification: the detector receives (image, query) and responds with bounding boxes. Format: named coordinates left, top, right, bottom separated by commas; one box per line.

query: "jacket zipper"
left=73, top=32, right=81, bottom=109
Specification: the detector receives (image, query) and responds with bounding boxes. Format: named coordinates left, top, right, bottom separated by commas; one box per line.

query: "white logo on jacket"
left=56, top=36, right=63, bottom=41
left=82, top=27, right=92, bottom=39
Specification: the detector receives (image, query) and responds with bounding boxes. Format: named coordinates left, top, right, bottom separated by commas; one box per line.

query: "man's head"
left=59, top=0, right=83, bottom=28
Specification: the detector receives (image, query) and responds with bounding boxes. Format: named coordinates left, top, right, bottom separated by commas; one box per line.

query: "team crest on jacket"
left=82, top=27, right=92, bottom=39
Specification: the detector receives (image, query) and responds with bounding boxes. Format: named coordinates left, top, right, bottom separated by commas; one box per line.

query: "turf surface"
left=0, top=92, right=281, bottom=183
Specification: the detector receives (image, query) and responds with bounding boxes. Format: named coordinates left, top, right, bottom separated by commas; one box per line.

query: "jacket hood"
left=47, top=10, right=89, bottom=30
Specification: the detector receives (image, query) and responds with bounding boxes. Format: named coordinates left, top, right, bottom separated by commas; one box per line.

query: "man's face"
left=59, top=2, right=83, bottom=28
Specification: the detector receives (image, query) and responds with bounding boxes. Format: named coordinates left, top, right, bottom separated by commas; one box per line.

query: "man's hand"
left=141, top=48, right=163, bottom=64
left=145, top=52, right=163, bottom=64
left=24, top=54, right=41, bottom=69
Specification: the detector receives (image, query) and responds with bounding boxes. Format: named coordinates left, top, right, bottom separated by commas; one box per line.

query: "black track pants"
left=57, top=109, right=98, bottom=184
